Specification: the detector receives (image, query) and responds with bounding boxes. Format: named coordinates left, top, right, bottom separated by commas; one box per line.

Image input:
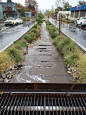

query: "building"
left=0, top=2, right=20, bottom=20
left=58, top=11, right=71, bottom=17
left=70, top=5, right=86, bottom=19
left=25, top=12, right=32, bottom=17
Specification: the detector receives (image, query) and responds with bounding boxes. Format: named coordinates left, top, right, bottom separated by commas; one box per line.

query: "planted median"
left=46, top=20, right=86, bottom=83
left=0, top=23, right=41, bottom=82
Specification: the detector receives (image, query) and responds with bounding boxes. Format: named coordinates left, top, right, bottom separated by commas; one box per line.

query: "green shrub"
left=24, top=35, right=32, bottom=43
left=46, top=21, right=51, bottom=25
left=29, top=32, right=37, bottom=40
left=51, top=33, right=59, bottom=39
left=0, top=51, right=12, bottom=75
left=13, top=43, right=23, bottom=50
left=8, top=47, right=23, bottom=63
left=65, top=52, right=80, bottom=66
left=19, top=42, right=28, bottom=47
left=14, top=40, right=28, bottom=47
left=48, top=25, right=57, bottom=34
left=62, top=42, right=77, bottom=54
left=53, top=37, right=62, bottom=45
left=56, top=37, right=70, bottom=51
left=31, top=28, right=37, bottom=33
left=33, top=25, right=37, bottom=28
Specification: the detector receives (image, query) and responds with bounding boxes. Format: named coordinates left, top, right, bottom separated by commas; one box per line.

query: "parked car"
left=16, top=18, right=23, bottom=24
left=5, top=17, right=18, bottom=26
left=76, top=17, right=86, bottom=27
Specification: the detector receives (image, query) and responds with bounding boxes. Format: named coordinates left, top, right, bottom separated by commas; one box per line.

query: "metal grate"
left=0, top=94, right=86, bottom=115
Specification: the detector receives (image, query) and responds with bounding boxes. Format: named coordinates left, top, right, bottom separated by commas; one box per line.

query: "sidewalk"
left=11, top=22, right=73, bottom=83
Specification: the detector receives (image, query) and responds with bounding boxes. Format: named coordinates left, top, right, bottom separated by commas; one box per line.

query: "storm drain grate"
left=41, top=61, right=64, bottom=62
left=33, top=54, right=52, bottom=56
left=40, top=50, right=48, bottom=52
left=38, top=48, right=46, bottom=49
left=39, top=45, right=52, bottom=46
left=0, top=94, right=86, bottom=115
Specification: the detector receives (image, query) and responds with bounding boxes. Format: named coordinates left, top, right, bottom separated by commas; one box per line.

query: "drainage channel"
left=0, top=93, right=86, bottom=115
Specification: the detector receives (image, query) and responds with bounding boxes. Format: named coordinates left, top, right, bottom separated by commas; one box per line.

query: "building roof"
left=3, top=10, right=20, bottom=14
left=0, top=2, right=14, bottom=7
left=70, top=4, right=86, bottom=11
left=11, top=11, right=20, bottom=14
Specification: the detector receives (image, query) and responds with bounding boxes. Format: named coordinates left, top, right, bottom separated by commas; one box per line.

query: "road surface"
left=0, top=20, right=35, bottom=52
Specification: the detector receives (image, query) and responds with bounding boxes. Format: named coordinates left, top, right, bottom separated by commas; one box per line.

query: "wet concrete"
left=49, top=18, right=86, bottom=50
left=11, top=22, right=73, bottom=83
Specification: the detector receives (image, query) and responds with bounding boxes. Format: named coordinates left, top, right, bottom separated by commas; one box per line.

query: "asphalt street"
left=0, top=20, right=35, bottom=52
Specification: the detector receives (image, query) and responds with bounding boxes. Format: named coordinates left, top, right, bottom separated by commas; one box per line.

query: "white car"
left=16, top=18, right=23, bottom=24
left=5, top=17, right=18, bottom=26
left=76, top=17, right=86, bottom=27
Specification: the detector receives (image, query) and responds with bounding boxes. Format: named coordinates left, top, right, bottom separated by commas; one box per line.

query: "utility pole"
left=59, top=13, right=61, bottom=35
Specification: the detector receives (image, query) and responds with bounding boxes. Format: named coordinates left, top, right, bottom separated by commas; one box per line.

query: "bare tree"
left=25, top=0, right=38, bottom=16
left=77, top=0, right=86, bottom=5
left=5, top=6, right=12, bottom=17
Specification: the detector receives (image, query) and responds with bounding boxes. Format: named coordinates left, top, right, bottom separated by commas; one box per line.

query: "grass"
left=46, top=21, right=58, bottom=39
left=0, top=40, right=27, bottom=76
left=14, top=40, right=28, bottom=47
left=24, top=35, right=32, bottom=43
left=0, top=51, right=13, bottom=76
left=76, top=55, right=86, bottom=83
left=7, top=45, right=23, bottom=63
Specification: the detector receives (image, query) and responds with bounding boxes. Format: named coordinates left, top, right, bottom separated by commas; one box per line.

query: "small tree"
left=64, top=2, right=71, bottom=11
left=7, top=0, right=12, bottom=2
left=36, top=12, right=44, bottom=24
left=65, top=13, right=70, bottom=21
left=46, top=11, right=52, bottom=19
left=2, top=13, right=7, bottom=20
left=38, top=12, right=44, bottom=19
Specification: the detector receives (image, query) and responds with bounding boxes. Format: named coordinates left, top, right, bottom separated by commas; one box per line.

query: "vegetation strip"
left=0, top=23, right=41, bottom=82
left=46, top=20, right=86, bottom=83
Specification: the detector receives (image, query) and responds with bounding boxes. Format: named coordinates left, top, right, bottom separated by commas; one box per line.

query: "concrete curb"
left=0, top=22, right=36, bottom=53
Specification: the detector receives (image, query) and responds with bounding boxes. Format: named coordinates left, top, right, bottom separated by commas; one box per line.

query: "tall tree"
left=25, top=0, right=38, bottom=16
left=5, top=6, right=12, bottom=17
left=55, top=0, right=65, bottom=8
left=15, top=3, right=25, bottom=17
left=51, top=6, right=54, bottom=16
left=7, top=0, right=12, bottom=2
left=77, top=0, right=86, bottom=5
left=64, top=2, right=71, bottom=11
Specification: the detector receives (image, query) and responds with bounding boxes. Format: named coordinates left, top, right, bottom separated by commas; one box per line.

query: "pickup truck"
left=76, top=17, right=86, bottom=27
left=5, top=17, right=18, bottom=26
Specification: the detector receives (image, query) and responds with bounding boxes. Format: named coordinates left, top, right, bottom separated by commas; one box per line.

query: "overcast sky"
left=3, top=0, right=85, bottom=10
